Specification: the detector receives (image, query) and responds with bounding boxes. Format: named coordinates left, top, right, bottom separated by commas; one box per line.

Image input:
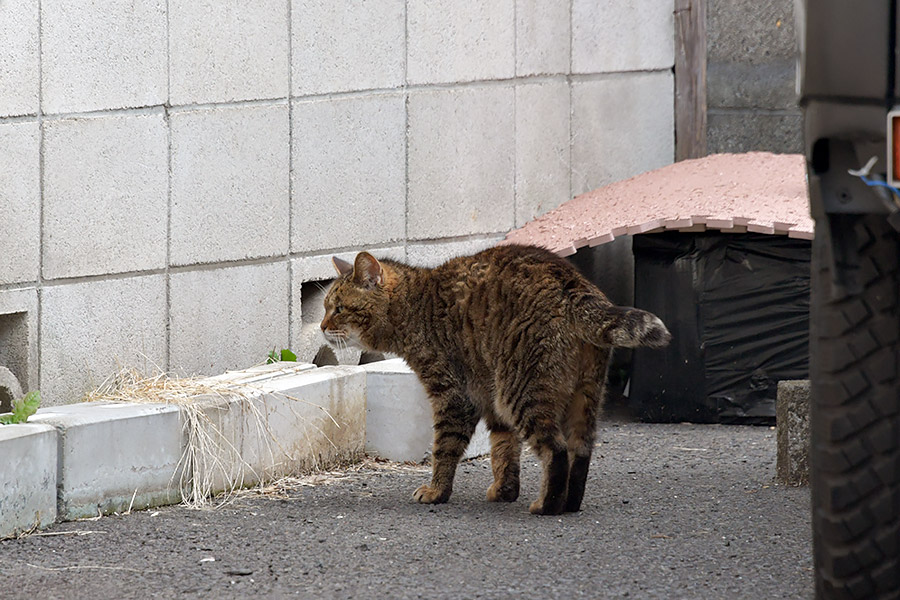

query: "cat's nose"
left=320, top=319, right=328, bottom=332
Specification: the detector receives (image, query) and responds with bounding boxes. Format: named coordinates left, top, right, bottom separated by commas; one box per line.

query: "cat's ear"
left=353, top=252, right=383, bottom=289
left=332, top=256, right=353, bottom=276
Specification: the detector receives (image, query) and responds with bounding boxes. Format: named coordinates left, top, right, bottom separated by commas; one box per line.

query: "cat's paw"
left=486, top=481, right=519, bottom=502
left=413, top=484, right=450, bottom=504
left=529, top=498, right=565, bottom=516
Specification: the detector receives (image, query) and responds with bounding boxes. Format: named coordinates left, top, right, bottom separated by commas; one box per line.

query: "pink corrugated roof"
left=504, top=152, right=813, bottom=256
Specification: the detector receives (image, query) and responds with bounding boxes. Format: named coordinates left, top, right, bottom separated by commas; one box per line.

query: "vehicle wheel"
left=810, top=215, right=900, bottom=598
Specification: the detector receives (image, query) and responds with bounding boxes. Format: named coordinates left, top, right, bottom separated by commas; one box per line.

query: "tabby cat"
left=321, top=244, right=670, bottom=515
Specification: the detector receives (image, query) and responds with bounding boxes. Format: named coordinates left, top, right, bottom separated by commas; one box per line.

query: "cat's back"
left=436, top=244, right=588, bottom=293
left=427, top=244, right=599, bottom=327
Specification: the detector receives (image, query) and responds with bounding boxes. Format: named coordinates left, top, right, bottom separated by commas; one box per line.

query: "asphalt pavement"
left=1, top=418, right=812, bottom=599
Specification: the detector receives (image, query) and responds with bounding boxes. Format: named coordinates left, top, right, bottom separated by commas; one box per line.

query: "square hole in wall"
left=0, top=311, right=29, bottom=412
left=300, top=279, right=331, bottom=328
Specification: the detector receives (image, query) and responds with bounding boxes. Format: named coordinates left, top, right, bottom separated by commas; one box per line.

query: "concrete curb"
left=0, top=359, right=487, bottom=538
left=0, top=423, right=57, bottom=539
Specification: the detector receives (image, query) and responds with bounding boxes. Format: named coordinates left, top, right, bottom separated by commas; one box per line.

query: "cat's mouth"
left=323, top=328, right=364, bottom=350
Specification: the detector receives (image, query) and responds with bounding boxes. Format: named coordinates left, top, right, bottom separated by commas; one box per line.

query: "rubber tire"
left=810, top=215, right=900, bottom=599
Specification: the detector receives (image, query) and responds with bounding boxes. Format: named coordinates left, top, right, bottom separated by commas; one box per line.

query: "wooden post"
left=674, top=0, right=708, bottom=161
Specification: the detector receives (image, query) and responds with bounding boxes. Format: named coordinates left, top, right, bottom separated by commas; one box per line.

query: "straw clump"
left=83, top=367, right=348, bottom=509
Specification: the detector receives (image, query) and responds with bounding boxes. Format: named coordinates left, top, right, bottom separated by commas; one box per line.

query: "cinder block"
left=0, top=0, right=38, bottom=117
left=516, top=0, right=570, bottom=76
left=290, top=248, right=405, bottom=365
left=406, top=237, right=503, bottom=268
left=776, top=379, right=809, bottom=486
left=408, top=86, right=515, bottom=239
left=707, top=111, right=803, bottom=154
left=170, top=104, right=290, bottom=266
left=407, top=0, right=514, bottom=84
left=30, top=402, right=184, bottom=520
left=291, top=94, right=406, bottom=253
left=572, top=0, right=674, bottom=74
left=291, top=0, right=405, bottom=95
left=707, top=60, right=798, bottom=110
left=0, top=121, right=40, bottom=284
left=0, top=289, right=39, bottom=395
left=189, top=365, right=366, bottom=493
left=362, top=358, right=490, bottom=462
left=169, top=262, right=289, bottom=377
left=0, top=424, right=57, bottom=538
left=42, top=113, right=167, bottom=279
left=571, top=72, right=674, bottom=195
left=40, top=0, right=166, bottom=113
left=708, top=0, right=796, bottom=64
left=169, top=0, right=289, bottom=105
left=516, top=80, right=571, bottom=227
left=40, top=275, right=167, bottom=406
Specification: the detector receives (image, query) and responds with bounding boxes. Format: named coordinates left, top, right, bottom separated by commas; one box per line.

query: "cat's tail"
left=569, top=295, right=671, bottom=349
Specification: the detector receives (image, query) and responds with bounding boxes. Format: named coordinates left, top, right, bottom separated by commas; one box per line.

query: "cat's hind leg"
left=564, top=346, right=610, bottom=513
left=513, top=386, right=569, bottom=515
left=413, top=390, right=480, bottom=505
left=484, top=415, right=521, bottom=502
left=525, top=423, right=569, bottom=515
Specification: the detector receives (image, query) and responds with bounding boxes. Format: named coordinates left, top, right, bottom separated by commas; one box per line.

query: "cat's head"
left=320, top=252, right=390, bottom=351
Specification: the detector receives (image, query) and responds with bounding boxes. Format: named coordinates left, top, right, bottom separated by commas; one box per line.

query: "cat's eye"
left=333, top=305, right=343, bottom=315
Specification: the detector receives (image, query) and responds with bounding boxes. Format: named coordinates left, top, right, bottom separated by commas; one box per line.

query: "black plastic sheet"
left=629, top=232, right=810, bottom=424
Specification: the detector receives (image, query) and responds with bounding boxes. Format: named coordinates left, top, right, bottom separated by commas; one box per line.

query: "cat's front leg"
left=413, top=391, right=480, bottom=504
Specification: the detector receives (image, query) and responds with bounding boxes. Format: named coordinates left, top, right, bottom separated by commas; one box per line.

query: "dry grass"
left=82, top=366, right=346, bottom=510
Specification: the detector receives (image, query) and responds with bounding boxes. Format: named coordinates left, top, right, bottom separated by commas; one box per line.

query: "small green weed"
left=266, top=348, right=298, bottom=364
left=0, top=391, right=41, bottom=425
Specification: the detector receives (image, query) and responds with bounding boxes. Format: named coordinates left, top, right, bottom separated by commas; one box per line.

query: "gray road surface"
left=1, top=420, right=812, bottom=599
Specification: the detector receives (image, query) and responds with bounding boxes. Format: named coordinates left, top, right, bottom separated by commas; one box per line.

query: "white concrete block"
left=40, top=275, right=167, bottom=406
left=362, top=358, right=490, bottom=462
left=291, top=94, right=406, bottom=253
left=572, top=0, right=675, bottom=74
left=169, top=0, right=289, bottom=105
left=170, top=104, right=290, bottom=266
left=407, top=0, right=515, bottom=84
left=41, top=0, right=166, bottom=113
left=0, top=288, right=39, bottom=396
left=30, top=402, right=184, bottom=520
left=516, top=0, right=570, bottom=76
left=169, top=262, right=290, bottom=377
left=408, top=86, right=515, bottom=239
left=516, top=80, right=571, bottom=227
left=190, top=365, right=366, bottom=492
left=0, top=424, right=57, bottom=538
left=571, top=72, right=675, bottom=195
left=0, top=0, right=39, bottom=117
left=0, top=121, right=40, bottom=284
left=42, top=113, right=167, bottom=279
left=292, top=0, right=405, bottom=95
left=406, top=237, right=503, bottom=268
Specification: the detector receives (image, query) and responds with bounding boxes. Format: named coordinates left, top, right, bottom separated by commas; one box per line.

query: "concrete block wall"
left=705, top=0, right=802, bottom=153
left=0, top=1, right=675, bottom=406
